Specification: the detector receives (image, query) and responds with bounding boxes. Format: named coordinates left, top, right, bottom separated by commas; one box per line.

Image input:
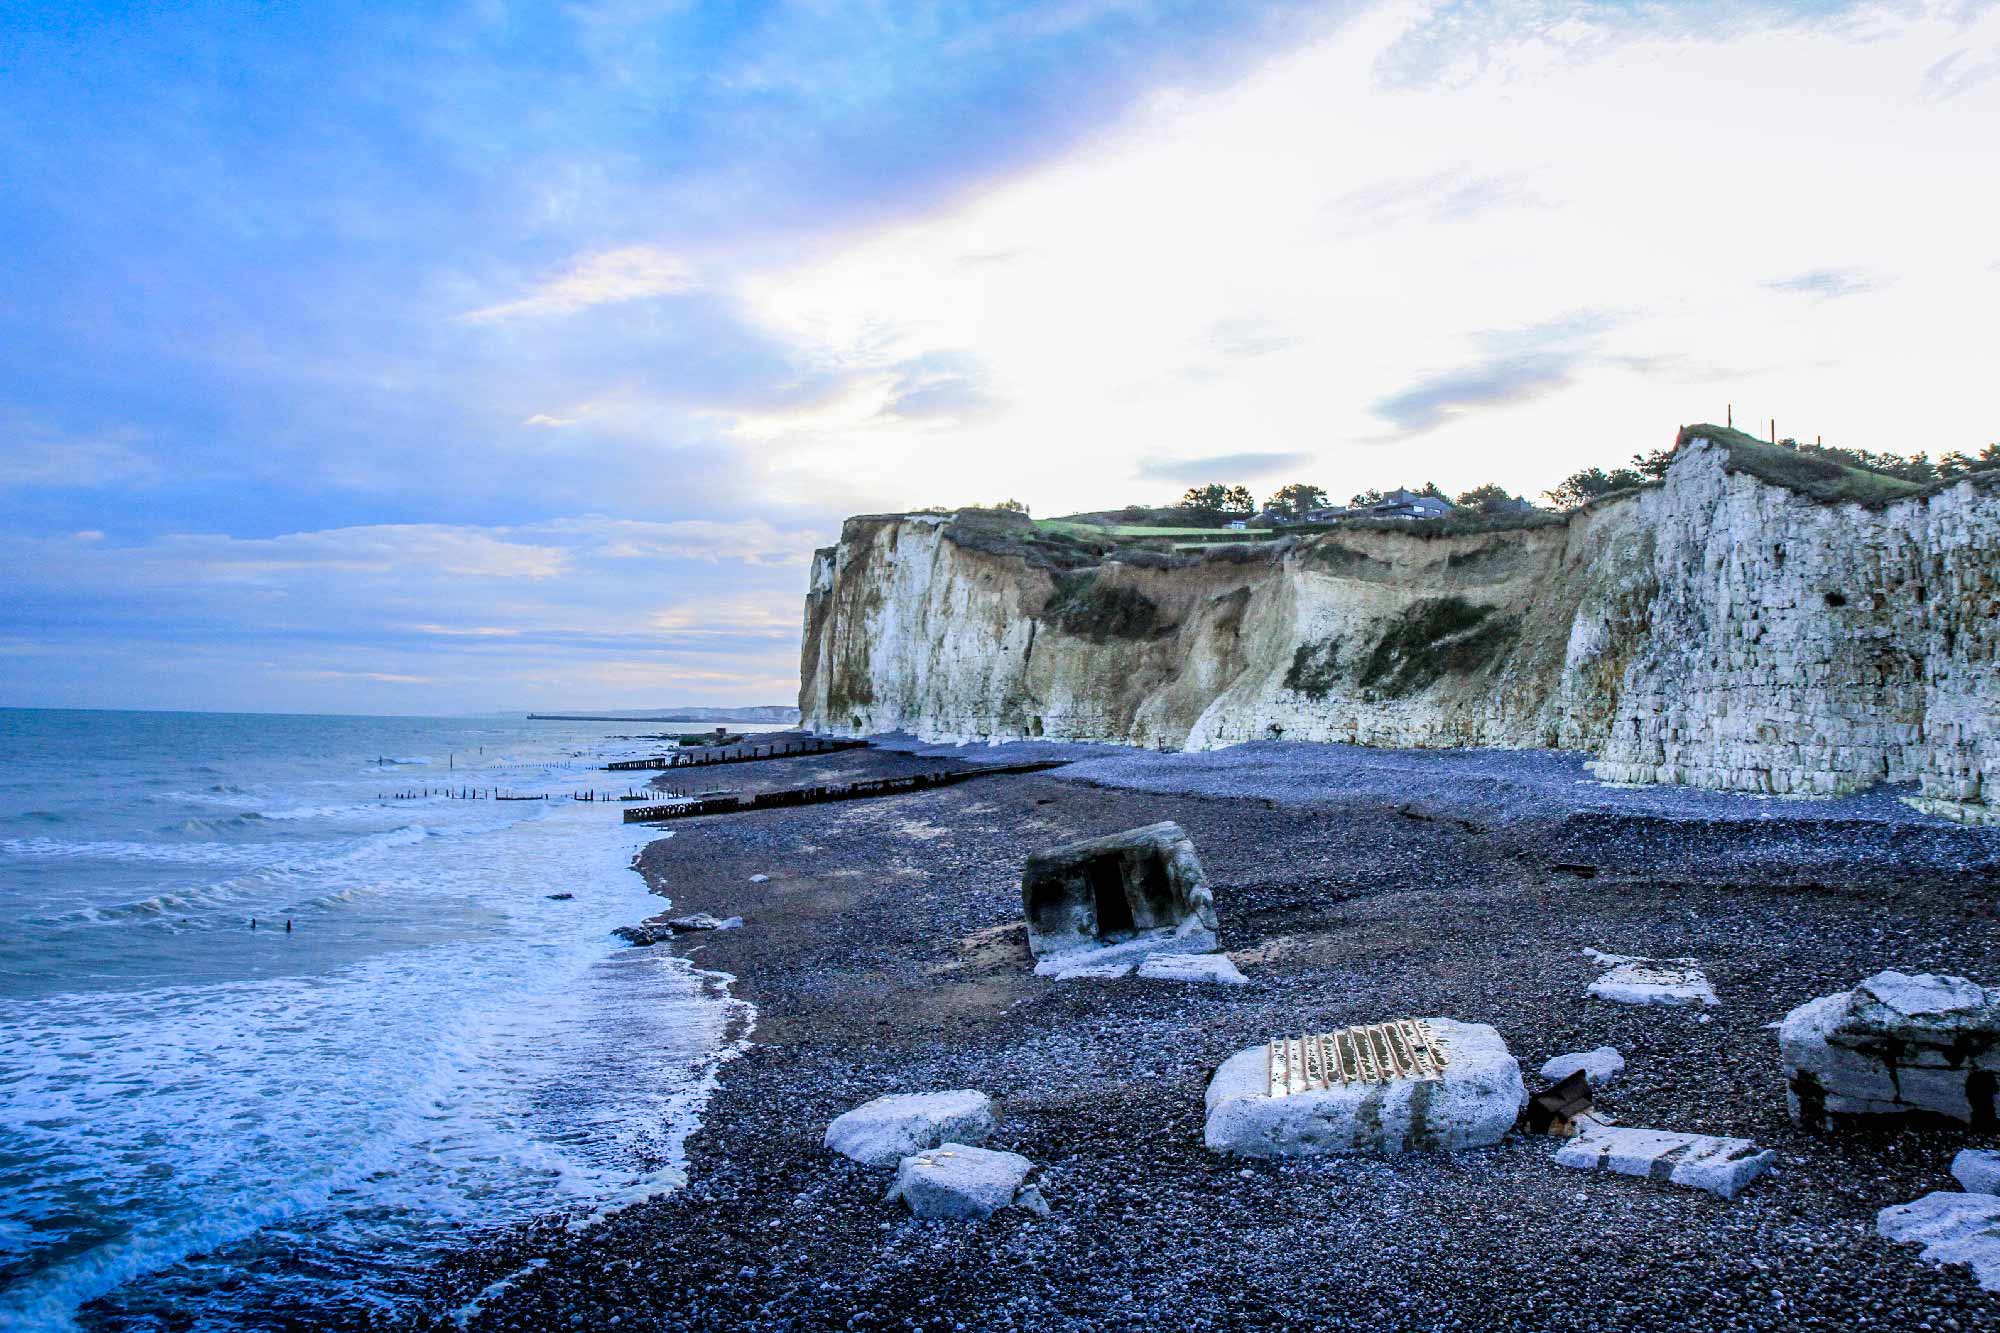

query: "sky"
left=2, top=0, right=1996, bottom=715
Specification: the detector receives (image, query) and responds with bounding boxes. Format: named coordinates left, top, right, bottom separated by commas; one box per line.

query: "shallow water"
left=0, top=709, right=754, bottom=1330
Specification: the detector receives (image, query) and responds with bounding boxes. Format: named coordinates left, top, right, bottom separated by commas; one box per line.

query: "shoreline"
left=414, top=742, right=2000, bottom=1331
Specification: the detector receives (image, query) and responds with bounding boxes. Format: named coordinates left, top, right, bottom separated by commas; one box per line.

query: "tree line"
left=1179, top=436, right=2000, bottom=520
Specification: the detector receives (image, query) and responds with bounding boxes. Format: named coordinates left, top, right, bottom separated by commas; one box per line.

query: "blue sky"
left=3, top=1, right=1996, bottom=713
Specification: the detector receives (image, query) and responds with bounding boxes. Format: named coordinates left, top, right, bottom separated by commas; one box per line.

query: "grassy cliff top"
left=1678, top=424, right=1929, bottom=506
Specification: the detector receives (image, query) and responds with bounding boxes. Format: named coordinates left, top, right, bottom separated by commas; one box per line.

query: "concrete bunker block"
left=825, top=1090, right=997, bottom=1167
left=1204, top=1019, right=1524, bottom=1158
left=1555, top=1125, right=1774, bottom=1200
left=1021, top=821, right=1217, bottom=974
left=1877, top=1191, right=2000, bottom=1291
left=885, top=1144, right=1046, bottom=1220
left=1780, top=970, right=2000, bottom=1129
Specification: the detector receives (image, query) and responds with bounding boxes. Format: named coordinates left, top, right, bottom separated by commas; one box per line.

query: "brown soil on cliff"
left=416, top=748, right=2000, bottom=1333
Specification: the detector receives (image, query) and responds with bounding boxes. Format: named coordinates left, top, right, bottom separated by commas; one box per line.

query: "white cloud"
left=0, top=425, right=159, bottom=488
left=715, top=6, right=2000, bottom=511
left=461, top=245, right=696, bottom=322
left=522, top=413, right=577, bottom=428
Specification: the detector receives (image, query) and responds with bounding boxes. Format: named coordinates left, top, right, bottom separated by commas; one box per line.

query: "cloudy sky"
left=3, top=1, right=1995, bottom=714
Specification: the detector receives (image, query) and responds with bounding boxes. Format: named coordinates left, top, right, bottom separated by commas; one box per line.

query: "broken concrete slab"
left=1955, top=1148, right=2000, bottom=1196
left=1540, top=1047, right=1625, bottom=1089
left=1136, top=953, right=1247, bottom=985
left=1877, top=1191, right=2000, bottom=1291
left=1554, top=1124, right=1774, bottom=1200
left=1204, top=1018, right=1524, bottom=1159
left=1021, top=821, right=1217, bottom=975
left=825, top=1091, right=997, bottom=1168
left=1043, top=959, right=1133, bottom=981
left=1585, top=948, right=1718, bottom=1007
left=1780, top=970, right=2000, bottom=1129
left=885, top=1144, right=1046, bottom=1220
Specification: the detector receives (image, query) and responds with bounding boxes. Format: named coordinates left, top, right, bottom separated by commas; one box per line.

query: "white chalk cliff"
left=799, top=430, right=2000, bottom=825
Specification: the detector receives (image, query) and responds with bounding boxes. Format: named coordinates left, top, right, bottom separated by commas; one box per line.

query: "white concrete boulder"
left=1780, top=971, right=2000, bottom=1129
left=1022, top=821, right=1218, bottom=976
left=1955, top=1148, right=2000, bottom=1195
left=825, top=1090, right=997, bottom=1168
left=885, top=1144, right=1047, bottom=1220
left=1877, top=1191, right=2000, bottom=1291
left=1585, top=949, right=1717, bottom=1007
left=1540, top=1047, right=1625, bottom=1089
left=1555, top=1124, right=1774, bottom=1200
left=1204, top=1019, right=1524, bottom=1158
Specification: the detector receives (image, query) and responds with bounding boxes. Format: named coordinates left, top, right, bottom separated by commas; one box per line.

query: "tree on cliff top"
left=1454, top=482, right=1519, bottom=513
left=1178, top=483, right=1254, bottom=519
left=1267, top=482, right=1329, bottom=517
left=1544, top=466, right=1646, bottom=510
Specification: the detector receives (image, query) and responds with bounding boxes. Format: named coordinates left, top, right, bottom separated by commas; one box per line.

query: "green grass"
left=1679, top=424, right=1927, bottom=507
left=1036, top=519, right=1275, bottom=540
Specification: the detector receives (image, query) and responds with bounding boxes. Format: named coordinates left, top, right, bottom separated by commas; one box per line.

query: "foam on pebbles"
left=1204, top=1019, right=1524, bottom=1158
left=1539, top=1047, right=1625, bottom=1088
left=885, top=1144, right=1048, bottom=1221
left=1877, top=1191, right=2000, bottom=1291
left=1584, top=948, right=1718, bottom=1007
left=1554, top=1124, right=1774, bottom=1200
left=824, top=1091, right=996, bottom=1168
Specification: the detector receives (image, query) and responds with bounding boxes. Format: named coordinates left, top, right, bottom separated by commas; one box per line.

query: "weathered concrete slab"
left=825, top=1091, right=996, bottom=1168
left=1877, top=1190, right=2000, bottom=1290
left=1781, top=970, right=2000, bottom=1129
left=1022, top=821, right=1218, bottom=974
left=885, top=1144, right=1047, bottom=1220
left=1137, top=953, right=1247, bottom=985
left=1555, top=1124, right=1774, bottom=1200
left=1540, top=1047, right=1625, bottom=1089
left=1204, top=1019, right=1524, bottom=1158
left=1955, top=1148, right=2000, bottom=1196
left=1044, top=959, right=1133, bottom=981
left=1585, top=949, right=1718, bottom=1007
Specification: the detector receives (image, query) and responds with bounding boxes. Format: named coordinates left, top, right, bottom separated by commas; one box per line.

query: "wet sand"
left=416, top=744, right=2000, bottom=1332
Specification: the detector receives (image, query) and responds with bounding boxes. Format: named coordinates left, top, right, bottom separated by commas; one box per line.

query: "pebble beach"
left=410, top=741, right=2000, bottom=1332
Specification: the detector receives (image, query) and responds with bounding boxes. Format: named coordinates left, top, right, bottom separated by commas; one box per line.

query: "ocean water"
left=0, top=709, right=758, bottom=1330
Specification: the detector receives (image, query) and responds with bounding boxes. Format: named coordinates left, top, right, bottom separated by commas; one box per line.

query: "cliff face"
left=800, top=435, right=2000, bottom=824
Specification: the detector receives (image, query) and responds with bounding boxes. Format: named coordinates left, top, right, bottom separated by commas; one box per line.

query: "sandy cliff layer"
left=799, top=433, right=2000, bottom=823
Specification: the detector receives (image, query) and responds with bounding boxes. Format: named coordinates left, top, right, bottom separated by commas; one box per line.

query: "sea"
left=0, top=709, right=764, bottom=1330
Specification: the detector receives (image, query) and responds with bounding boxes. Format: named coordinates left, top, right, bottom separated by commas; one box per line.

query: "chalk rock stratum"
left=800, top=429, right=2000, bottom=825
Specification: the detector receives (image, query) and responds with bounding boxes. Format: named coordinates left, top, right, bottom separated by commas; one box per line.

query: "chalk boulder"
left=1540, top=1047, right=1625, bottom=1089
left=825, top=1091, right=997, bottom=1168
left=1877, top=1191, right=2000, bottom=1291
left=1022, top=821, right=1217, bottom=975
left=1204, top=1019, right=1524, bottom=1158
left=1555, top=1124, right=1774, bottom=1200
left=885, top=1144, right=1047, bottom=1220
left=1780, top=971, right=2000, bottom=1129
left=1955, top=1148, right=2000, bottom=1196
left=1138, top=953, right=1248, bottom=986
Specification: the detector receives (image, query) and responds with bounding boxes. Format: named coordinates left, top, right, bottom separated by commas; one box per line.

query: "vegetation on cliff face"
left=1283, top=638, right=1342, bottom=699
left=1358, top=597, right=1518, bottom=698
left=1041, top=571, right=1169, bottom=642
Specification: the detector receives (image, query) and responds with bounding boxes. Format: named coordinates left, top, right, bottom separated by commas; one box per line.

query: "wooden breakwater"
left=622, top=760, right=1069, bottom=823
left=605, top=736, right=869, bottom=772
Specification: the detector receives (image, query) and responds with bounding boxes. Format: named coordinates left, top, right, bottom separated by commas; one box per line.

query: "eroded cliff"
left=800, top=431, right=2000, bottom=824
